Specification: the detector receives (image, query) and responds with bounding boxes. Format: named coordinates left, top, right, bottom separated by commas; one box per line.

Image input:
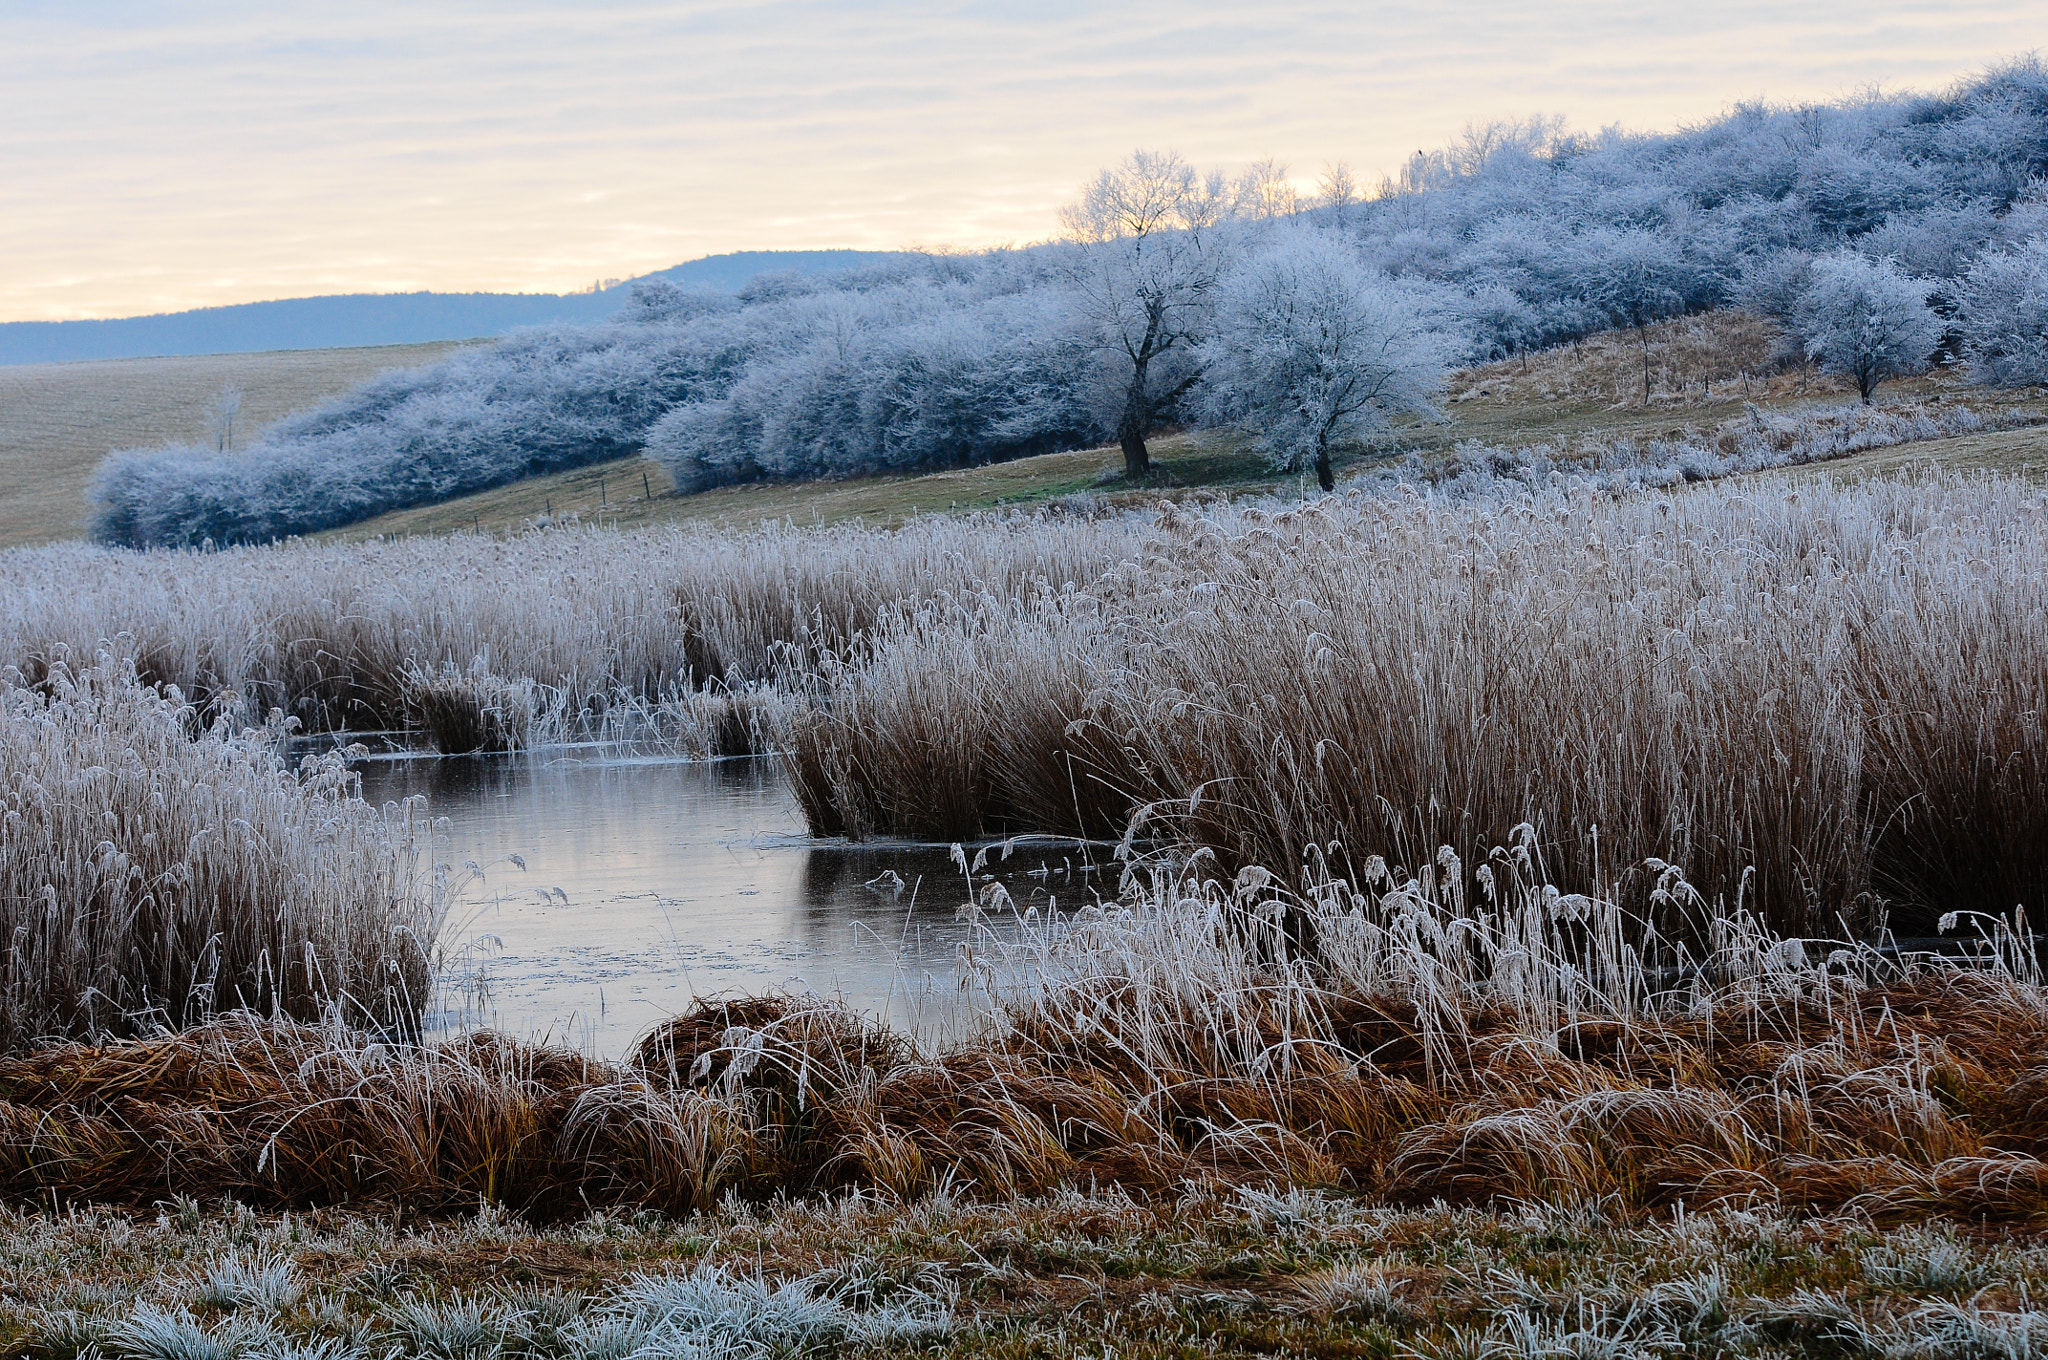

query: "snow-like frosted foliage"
left=1198, top=231, right=1462, bottom=488
left=1058, top=150, right=1240, bottom=473
left=644, top=272, right=1102, bottom=491
left=89, top=57, right=2048, bottom=546
left=1956, top=237, right=2048, bottom=385
left=1792, top=252, right=1945, bottom=402
left=92, top=316, right=743, bottom=547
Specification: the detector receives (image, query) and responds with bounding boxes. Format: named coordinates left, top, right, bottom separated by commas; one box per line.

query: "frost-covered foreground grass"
left=5, top=1192, right=2048, bottom=1360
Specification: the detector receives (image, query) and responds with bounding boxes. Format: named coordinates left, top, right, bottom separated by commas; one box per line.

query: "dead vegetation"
left=0, top=657, right=438, bottom=1052
left=1449, top=310, right=1807, bottom=410
left=4, top=854, right=2048, bottom=1227
left=776, top=474, right=2048, bottom=936
left=7, top=474, right=2048, bottom=938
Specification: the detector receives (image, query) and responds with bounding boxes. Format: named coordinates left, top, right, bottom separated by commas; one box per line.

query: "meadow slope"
left=0, top=342, right=464, bottom=549
left=331, top=312, right=2047, bottom=539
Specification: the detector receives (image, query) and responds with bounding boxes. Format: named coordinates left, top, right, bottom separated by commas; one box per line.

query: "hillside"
left=7, top=311, right=2041, bottom=555
left=327, top=311, right=2048, bottom=541
left=0, top=251, right=894, bottom=366
left=0, top=342, right=464, bottom=548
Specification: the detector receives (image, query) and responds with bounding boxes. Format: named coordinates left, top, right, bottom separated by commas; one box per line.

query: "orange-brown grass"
left=5, top=866, right=2047, bottom=1226
left=0, top=658, right=438, bottom=1052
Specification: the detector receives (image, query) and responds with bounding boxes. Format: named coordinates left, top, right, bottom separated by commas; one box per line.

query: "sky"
left=1, top=2, right=2041, bottom=322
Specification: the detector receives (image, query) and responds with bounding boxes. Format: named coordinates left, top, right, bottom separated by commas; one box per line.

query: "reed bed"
left=6, top=471, right=2046, bottom=932
left=0, top=657, right=439, bottom=1051
left=5, top=855, right=2047, bottom=1225
left=0, top=514, right=1126, bottom=739
left=780, top=475, right=2048, bottom=936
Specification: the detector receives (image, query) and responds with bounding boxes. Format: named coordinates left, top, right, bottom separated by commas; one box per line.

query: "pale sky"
left=1, top=2, right=2040, bottom=322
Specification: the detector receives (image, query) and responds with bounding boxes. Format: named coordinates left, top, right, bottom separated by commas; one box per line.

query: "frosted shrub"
left=87, top=58, right=2048, bottom=543
left=1198, top=230, right=1460, bottom=489
left=1957, top=237, right=2048, bottom=386
left=1791, top=252, right=1944, bottom=402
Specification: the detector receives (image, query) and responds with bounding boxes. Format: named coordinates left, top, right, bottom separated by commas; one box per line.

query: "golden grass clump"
left=0, top=655, right=438, bottom=1051
left=6, top=855, right=2048, bottom=1224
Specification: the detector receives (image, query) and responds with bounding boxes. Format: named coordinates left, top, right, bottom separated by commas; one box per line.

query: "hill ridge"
left=0, top=250, right=893, bottom=366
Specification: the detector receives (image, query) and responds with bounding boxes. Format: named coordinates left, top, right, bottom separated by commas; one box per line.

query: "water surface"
left=357, top=753, right=1100, bottom=1056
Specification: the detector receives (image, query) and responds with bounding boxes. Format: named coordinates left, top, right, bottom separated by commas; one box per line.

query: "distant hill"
left=0, top=251, right=894, bottom=366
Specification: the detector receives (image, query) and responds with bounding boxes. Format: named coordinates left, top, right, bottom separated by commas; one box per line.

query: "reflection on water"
left=356, top=753, right=1103, bottom=1056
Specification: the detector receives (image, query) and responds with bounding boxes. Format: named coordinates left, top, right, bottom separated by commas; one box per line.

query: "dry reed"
left=0, top=514, right=1123, bottom=737
left=779, top=475, right=2048, bottom=936
left=5, top=853, right=2047, bottom=1223
left=7, top=471, right=2046, bottom=935
left=0, top=656, right=439, bottom=1051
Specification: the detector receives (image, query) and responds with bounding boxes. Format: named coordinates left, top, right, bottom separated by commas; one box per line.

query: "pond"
left=355, top=752, right=1108, bottom=1057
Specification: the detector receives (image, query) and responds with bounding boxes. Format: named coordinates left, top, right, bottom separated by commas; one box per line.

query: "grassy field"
left=0, top=342, right=465, bottom=548
left=6, top=1193, right=2046, bottom=1360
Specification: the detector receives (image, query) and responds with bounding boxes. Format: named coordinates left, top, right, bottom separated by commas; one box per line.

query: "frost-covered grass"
left=10, top=465, right=2048, bottom=935
left=775, top=471, right=2048, bottom=936
left=2, top=1193, right=2046, bottom=1360
left=0, top=656, right=439, bottom=1050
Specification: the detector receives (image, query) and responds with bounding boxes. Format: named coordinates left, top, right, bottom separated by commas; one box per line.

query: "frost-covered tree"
left=1199, top=232, right=1461, bottom=491
left=1235, top=157, right=1300, bottom=220
left=1955, top=238, right=2048, bottom=386
left=1792, top=252, right=1944, bottom=402
left=86, top=58, right=2048, bottom=546
left=1575, top=229, right=1700, bottom=402
left=207, top=385, right=243, bottom=452
left=1059, top=150, right=1235, bottom=478
left=1316, top=161, right=1359, bottom=229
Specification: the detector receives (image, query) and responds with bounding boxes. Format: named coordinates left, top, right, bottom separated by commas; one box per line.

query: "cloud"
left=1, top=1, right=2040, bottom=319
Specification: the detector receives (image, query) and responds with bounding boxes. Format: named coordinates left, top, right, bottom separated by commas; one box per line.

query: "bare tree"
left=1315, top=161, right=1359, bottom=229
left=1578, top=230, right=1695, bottom=403
left=1060, top=150, right=1234, bottom=478
left=1234, top=157, right=1300, bottom=220
left=208, top=385, right=244, bottom=452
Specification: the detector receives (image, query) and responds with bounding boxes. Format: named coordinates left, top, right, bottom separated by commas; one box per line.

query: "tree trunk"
left=1119, top=424, right=1150, bottom=479
left=1314, top=445, right=1335, bottom=492
left=1118, top=365, right=1151, bottom=479
left=1640, top=326, right=1652, bottom=404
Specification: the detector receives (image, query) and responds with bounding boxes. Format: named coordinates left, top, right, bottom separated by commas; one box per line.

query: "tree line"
left=92, top=57, right=2048, bottom=546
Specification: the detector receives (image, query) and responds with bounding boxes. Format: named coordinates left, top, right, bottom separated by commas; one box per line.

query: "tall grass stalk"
left=780, top=475, right=2048, bottom=935
left=0, top=657, right=438, bottom=1050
